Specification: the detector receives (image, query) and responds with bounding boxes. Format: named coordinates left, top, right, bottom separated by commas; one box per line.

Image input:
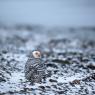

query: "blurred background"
left=0, top=0, right=95, bottom=27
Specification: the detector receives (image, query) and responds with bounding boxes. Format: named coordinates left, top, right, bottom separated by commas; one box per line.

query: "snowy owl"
left=25, top=50, right=46, bottom=84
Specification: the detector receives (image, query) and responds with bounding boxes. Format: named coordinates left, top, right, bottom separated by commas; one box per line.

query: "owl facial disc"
left=32, top=50, right=41, bottom=58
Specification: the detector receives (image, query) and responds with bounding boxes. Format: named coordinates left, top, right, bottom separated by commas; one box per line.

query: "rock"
left=70, top=79, right=80, bottom=85
left=52, top=59, right=71, bottom=64
left=46, top=63, right=58, bottom=68
left=39, top=86, right=45, bottom=90
left=49, top=79, right=57, bottom=83
left=45, top=86, right=51, bottom=88
left=1, top=50, right=8, bottom=54
left=87, top=65, right=95, bottom=70
left=0, top=77, right=6, bottom=82
left=57, top=91, right=64, bottom=94
left=8, top=91, right=14, bottom=94
left=54, top=70, right=59, bottom=74
left=91, top=73, right=95, bottom=80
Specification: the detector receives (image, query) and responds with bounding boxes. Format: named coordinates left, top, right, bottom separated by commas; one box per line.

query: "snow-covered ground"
left=0, top=27, right=95, bottom=95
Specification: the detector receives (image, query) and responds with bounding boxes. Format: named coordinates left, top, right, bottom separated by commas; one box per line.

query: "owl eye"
left=35, top=52, right=38, bottom=55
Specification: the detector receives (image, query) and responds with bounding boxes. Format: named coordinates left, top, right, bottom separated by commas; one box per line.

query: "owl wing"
left=25, top=58, right=34, bottom=74
left=36, top=60, right=46, bottom=78
left=25, top=60, right=37, bottom=80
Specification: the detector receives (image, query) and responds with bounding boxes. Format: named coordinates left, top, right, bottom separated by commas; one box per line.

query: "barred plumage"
left=25, top=50, right=46, bottom=83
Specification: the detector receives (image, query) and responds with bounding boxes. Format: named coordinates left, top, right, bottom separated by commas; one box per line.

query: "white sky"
left=0, top=0, right=95, bottom=26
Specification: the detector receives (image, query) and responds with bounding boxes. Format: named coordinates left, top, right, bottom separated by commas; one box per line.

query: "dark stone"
left=52, top=59, right=71, bottom=64
left=2, top=50, right=8, bottom=54
left=46, top=86, right=51, bottom=88
left=57, top=91, right=64, bottom=94
left=39, top=86, right=45, bottom=90
left=46, top=63, right=58, bottom=68
left=8, top=91, right=14, bottom=94
left=91, top=73, right=95, bottom=80
left=0, top=77, right=6, bottom=82
left=49, top=79, right=57, bottom=82
left=87, top=65, right=95, bottom=70
left=54, top=70, right=59, bottom=74
left=1, top=57, right=6, bottom=62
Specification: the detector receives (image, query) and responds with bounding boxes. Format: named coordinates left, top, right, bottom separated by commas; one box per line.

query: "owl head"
left=32, top=50, right=41, bottom=58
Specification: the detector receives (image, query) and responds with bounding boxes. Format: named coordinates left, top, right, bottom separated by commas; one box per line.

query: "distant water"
left=0, top=0, right=95, bottom=27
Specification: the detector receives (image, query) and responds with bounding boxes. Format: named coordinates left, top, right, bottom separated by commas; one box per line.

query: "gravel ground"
left=0, top=26, right=95, bottom=95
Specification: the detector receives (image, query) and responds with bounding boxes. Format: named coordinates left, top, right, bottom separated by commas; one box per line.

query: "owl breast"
left=25, top=58, right=46, bottom=83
